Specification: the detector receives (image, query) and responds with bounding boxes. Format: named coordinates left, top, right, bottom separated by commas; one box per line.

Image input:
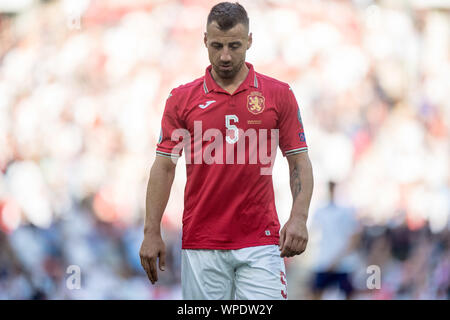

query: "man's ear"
left=204, top=32, right=208, bottom=48
left=247, top=32, right=252, bottom=50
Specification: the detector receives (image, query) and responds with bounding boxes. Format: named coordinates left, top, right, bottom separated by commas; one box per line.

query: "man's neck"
left=211, top=63, right=249, bottom=95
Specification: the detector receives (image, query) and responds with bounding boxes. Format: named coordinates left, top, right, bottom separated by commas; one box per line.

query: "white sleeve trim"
left=156, top=150, right=181, bottom=158
left=284, top=147, right=308, bottom=156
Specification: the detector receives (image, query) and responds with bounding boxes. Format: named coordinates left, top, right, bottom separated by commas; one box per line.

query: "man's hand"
left=279, top=216, right=308, bottom=258
left=139, top=233, right=166, bottom=284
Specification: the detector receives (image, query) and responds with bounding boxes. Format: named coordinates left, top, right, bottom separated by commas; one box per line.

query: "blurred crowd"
left=0, top=0, right=449, bottom=299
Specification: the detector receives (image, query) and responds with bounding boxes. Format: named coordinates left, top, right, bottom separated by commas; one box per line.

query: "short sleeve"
left=156, top=90, right=186, bottom=158
left=278, top=86, right=308, bottom=157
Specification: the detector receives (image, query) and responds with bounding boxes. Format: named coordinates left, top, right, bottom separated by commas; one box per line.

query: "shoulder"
left=165, top=76, right=204, bottom=111
left=170, top=76, right=204, bottom=97
left=164, top=76, right=204, bottom=116
left=255, top=72, right=295, bottom=106
left=255, top=72, right=291, bottom=92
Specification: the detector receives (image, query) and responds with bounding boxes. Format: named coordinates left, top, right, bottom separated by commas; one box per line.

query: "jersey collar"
left=203, top=62, right=258, bottom=95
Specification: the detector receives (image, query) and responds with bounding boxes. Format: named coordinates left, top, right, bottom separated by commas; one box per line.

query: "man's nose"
left=220, top=48, right=231, bottom=62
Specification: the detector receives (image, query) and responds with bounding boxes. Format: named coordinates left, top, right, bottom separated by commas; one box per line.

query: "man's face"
left=204, top=22, right=252, bottom=79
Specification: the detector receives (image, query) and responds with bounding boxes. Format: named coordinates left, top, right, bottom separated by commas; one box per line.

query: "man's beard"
left=217, top=68, right=235, bottom=79
left=213, top=60, right=243, bottom=79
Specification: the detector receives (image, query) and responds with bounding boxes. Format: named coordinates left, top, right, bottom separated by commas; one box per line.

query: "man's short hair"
left=207, top=2, right=249, bottom=31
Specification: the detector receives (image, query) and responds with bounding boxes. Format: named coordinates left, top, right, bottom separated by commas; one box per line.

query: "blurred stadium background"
left=0, top=0, right=449, bottom=299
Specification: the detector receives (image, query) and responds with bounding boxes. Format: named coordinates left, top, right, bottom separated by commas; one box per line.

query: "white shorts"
left=181, top=244, right=288, bottom=300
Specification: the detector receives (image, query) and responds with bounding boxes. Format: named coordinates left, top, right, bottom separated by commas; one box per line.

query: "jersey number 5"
left=225, top=115, right=239, bottom=144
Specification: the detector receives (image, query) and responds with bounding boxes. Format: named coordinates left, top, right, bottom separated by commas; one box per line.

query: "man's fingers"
left=280, top=236, right=293, bottom=257
left=299, top=238, right=307, bottom=254
left=149, top=258, right=158, bottom=283
left=292, top=238, right=302, bottom=255
left=279, top=227, right=286, bottom=251
left=281, top=235, right=306, bottom=257
left=139, top=237, right=166, bottom=285
left=140, top=257, right=155, bottom=284
left=279, top=219, right=309, bottom=258
left=288, top=238, right=297, bottom=256
left=289, top=237, right=307, bottom=256
left=158, top=251, right=166, bottom=271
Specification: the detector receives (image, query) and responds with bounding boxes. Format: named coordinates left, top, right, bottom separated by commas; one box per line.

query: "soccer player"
left=310, top=181, right=361, bottom=300
left=140, top=2, right=314, bottom=300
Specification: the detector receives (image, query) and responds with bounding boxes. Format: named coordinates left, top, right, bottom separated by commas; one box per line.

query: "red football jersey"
left=156, top=63, right=308, bottom=249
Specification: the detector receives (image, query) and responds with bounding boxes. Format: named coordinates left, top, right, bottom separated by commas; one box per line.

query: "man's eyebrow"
left=229, top=41, right=242, bottom=45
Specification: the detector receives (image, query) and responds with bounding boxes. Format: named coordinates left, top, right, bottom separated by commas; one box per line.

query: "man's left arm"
left=279, top=151, right=314, bottom=258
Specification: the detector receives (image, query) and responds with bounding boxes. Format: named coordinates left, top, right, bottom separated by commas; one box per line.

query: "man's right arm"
left=139, top=155, right=177, bottom=284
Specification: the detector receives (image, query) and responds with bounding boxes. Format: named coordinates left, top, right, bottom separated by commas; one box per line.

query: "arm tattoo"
left=290, top=164, right=302, bottom=199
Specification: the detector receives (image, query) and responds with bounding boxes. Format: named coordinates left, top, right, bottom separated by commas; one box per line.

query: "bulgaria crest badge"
left=247, top=91, right=265, bottom=115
